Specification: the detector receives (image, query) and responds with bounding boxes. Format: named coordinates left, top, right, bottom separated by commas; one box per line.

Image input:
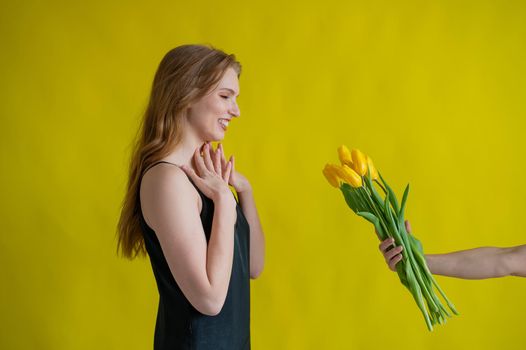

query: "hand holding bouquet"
left=323, top=146, right=458, bottom=331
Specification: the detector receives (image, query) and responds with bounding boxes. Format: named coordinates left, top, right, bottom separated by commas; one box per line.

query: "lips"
left=218, top=118, right=230, bottom=130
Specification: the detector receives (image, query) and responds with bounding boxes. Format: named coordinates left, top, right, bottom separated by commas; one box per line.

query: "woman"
left=378, top=220, right=525, bottom=279
left=117, top=44, right=265, bottom=349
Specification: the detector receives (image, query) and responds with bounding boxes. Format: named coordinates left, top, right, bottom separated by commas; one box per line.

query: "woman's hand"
left=216, top=143, right=252, bottom=193
left=180, top=142, right=234, bottom=204
left=377, top=220, right=412, bottom=271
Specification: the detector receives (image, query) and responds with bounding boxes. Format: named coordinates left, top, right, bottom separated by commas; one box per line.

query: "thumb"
left=405, top=220, right=412, bottom=235
left=228, top=155, right=235, bottom=182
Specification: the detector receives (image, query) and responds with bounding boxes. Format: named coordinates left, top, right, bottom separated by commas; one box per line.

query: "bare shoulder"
left=140, top=163, right=201, bottom=231
left=141, top=162, right=188, bottom=190
left=138, top=163, right=216, bottom=314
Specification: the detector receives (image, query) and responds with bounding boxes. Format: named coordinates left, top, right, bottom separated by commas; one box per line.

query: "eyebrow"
left=219, top=88, right=240, bottom=97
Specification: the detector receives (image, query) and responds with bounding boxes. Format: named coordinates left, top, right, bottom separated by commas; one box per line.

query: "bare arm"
left=378, top=221, right=526, bottom=279
left=217, top=143, right=265, bottom=279
left=238, top=186, right=265, bottom=279
left=141, top=145, right=237, bottom=316
left=425, top=245, right=526, bottom=279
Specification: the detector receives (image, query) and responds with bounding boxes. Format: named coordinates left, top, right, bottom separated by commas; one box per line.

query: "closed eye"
left=220, top=95, right=229, bottom=99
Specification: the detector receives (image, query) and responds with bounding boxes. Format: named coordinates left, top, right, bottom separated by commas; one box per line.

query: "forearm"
left=205, top=197, right=237, bottom=307
left=506, top=245, right=526, bottom=277
left=238, top=188, right=265, bottom=278
left=425, top=245, right=526, bottom=279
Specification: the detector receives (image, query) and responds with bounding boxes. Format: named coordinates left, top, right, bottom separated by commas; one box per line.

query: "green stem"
left=390, top=205, right=439, bottom=314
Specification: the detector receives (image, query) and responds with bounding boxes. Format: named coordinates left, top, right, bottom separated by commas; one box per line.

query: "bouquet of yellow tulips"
left=323, top=145, right=458, bottom=331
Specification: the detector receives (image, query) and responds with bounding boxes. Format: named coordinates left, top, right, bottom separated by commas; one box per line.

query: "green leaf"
left=379, top=171, right=400, bottom=214
left=357, top=211, right=387, bottom=240
left=340, top=184, right=359, bottom=212
left=364, top=170, right=385, bottom=209
left=398, top=183, right=410, bottom=222
left=409, top=233, right=424, bottom=254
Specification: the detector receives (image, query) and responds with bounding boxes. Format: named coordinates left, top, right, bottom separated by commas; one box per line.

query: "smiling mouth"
left=218, top=118, right=230, bottom=130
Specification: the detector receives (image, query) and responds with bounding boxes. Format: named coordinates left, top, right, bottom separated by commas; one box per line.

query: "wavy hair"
left=116, top=44, right=242, bottom=259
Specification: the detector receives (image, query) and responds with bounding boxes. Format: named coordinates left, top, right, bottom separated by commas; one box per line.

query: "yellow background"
left=1, top=1, right=525, bottom=349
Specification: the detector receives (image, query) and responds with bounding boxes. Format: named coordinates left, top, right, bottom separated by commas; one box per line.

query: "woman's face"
left=186, top=67, right=240, bottom=142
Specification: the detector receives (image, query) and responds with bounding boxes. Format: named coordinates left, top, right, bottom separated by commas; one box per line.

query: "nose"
left=229, top=100, right=240, bottom=118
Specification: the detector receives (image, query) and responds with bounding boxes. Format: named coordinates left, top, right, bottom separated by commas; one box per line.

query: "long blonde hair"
left=116, top=44, right=242, bottom=259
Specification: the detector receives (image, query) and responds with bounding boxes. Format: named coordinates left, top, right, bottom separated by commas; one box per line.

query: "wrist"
left=214, top=190, right=236, bottom=207
left=214, top=193, right=237, bottom=225
left=235, top=182, right=252, bottom=194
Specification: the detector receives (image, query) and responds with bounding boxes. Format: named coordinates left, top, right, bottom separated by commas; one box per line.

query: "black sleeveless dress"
left=138, top=161, right=251, bottom=350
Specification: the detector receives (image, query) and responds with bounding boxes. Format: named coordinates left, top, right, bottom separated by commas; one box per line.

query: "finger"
left=384, top=245, right=403, bottom=261
left=229, top=155, right=235, bottom=183
left=202, top=143, right=215, bottom=172
left=209, top=144, right=215, bottom=160
left=209, top=143, right=218, bottom=173
left=379, top=237, right=395, bottom=252
left=193, top=148, right=208, bottom=177
left=214, top=144, right=222, bottom=174
left=405, top=220, right=412, bottom=234
left=220, top=144, right=230, bottom=182
left=205, top=142, right=216, bottom=171
left=209, top=146, right=217, bottom=173
left=223, top=158, right=233, bottom=183
left=379, top=238, right=394, bottom=252
left=388, top=254, right=403, bottom=271
left=219, top=143, right=227, bottom=170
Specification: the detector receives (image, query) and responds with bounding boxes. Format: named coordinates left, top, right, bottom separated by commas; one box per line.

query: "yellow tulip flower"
left=351, top=149, right=367, bottom=176
left=340, top=164, right=363, bottom=188
left=337, top=145, right=353, bottom=167
left=322, top=164, right=342, bottom=188
left=366, top=155, right=379, bottom=180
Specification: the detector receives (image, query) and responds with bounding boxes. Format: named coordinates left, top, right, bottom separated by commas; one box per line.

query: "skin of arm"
left=237, top=185, right=265, bottom=279
left=216, top=144, right=265, bottom=279
left=425, top=245, right=526, bottom=279
left=379, top=221, right=526, bottom=279
left=141, top=165, right=238, bottom=316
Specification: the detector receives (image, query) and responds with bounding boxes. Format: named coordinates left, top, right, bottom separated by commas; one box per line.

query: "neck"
left=164, top=129, right=207, bottom=169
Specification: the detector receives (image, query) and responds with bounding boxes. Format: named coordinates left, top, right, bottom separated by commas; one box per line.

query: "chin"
left=206, top=132, right=225, bottom=142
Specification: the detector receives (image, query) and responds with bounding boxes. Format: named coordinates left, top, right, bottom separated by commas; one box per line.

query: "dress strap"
left=143, top=160, right=201, bottom=190
left=143, top=160, right=180, bottom=174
